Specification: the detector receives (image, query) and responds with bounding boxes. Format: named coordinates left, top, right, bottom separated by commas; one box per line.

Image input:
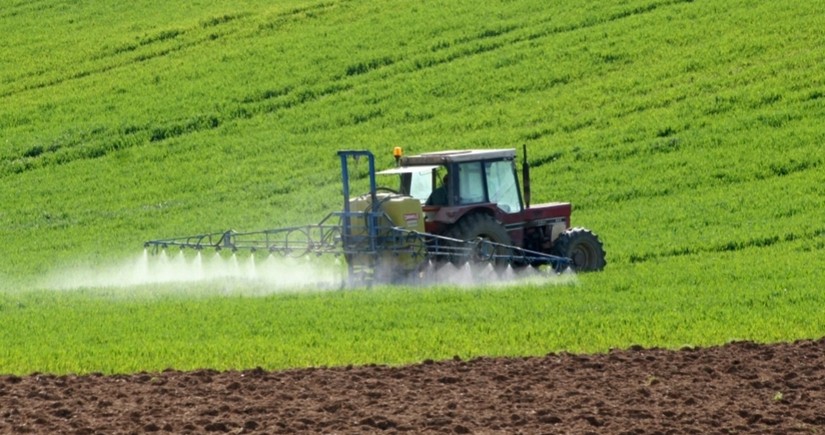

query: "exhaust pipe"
left=522, top=144, right=531, bottom=209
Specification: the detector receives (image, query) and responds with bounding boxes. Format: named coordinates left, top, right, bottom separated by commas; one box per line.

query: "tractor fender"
left=423, top=203, right=500, bottom=234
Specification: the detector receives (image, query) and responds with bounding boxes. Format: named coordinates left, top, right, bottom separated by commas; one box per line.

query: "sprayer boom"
left=145, top=209, right=571, bottom=286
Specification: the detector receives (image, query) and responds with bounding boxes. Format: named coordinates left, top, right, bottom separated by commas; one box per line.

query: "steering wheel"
left=375, top=186, right=399, bottom=194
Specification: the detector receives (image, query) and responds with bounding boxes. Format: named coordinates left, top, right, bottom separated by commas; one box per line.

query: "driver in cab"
left=426, top=173, right=449, bottom=206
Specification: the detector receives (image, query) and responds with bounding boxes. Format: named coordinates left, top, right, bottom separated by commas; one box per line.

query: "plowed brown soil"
left=2, top=338, right=824, bottom=434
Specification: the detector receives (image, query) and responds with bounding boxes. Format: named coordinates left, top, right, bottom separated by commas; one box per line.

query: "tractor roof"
left=400, top=149, right=515, bottom=166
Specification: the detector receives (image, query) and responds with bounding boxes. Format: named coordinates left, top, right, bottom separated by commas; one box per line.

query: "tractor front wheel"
left=551, top=228, right=606, bottom=272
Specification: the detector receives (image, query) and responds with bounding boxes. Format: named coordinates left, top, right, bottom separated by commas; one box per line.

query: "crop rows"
left=1, top=0, right=823, bottom=374
left=2, top=236, right=823, bottom=375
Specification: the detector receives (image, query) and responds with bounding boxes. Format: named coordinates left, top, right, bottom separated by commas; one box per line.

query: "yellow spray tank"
left=346, top=192, right=426, bottom=282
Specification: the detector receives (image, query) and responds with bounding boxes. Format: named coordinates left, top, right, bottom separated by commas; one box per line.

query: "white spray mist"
left=38, top=250, right=575, bottom=292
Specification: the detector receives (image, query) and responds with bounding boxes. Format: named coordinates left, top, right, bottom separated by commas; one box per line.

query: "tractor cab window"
left=457, top=162, right=485, bottom=204
left=485, top=160, right=521, bottom=213
left=408, top=171, right=431, bottom=203
left=378, top=165, right=442, bottom=204
left=408, top=167, right=439, bottom=204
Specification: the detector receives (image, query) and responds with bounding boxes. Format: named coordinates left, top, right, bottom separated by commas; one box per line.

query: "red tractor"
left=378, top=147, right=606, bottom=271
left=145, top=148, right=604, bottom=286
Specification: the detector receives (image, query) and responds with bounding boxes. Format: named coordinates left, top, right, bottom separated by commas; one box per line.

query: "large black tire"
left=443, top=213, right=513, bottom=266
left=551, top=228, right=606, bottom=272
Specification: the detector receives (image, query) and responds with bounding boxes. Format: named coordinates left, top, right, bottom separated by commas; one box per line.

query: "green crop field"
left=1, top=0, right=823, bottom=375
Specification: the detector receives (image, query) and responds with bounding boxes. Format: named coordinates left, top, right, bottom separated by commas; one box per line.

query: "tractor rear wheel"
left=551, top=228, right=606, bottom=272
left=444, top=213, right=512, bottom=266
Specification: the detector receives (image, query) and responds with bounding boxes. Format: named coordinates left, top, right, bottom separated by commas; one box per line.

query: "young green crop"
left=1, top=237, right=823, bottom=375
left=1, top=0, right=824, bottom=374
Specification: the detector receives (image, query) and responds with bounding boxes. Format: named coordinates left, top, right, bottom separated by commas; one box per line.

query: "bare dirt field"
left=2, top=338, right=824, bottom=434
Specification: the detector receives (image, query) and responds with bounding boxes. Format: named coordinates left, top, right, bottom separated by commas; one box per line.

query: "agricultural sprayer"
left=144, top=148, right=605, bottom=286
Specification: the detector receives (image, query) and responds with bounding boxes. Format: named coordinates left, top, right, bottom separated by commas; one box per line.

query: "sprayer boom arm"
left=145, top=211, right=570, bottom=268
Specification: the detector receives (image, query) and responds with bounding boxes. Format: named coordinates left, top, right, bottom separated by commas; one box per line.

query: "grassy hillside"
left=0, top=0, right=823, bottom=372
left=2, top=0, right=823, bottom=279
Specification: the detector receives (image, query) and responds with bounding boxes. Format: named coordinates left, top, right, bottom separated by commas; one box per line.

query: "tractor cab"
left=377, top=149, right=538, bottom=238
left=379, top=149, right=523, bottom=210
